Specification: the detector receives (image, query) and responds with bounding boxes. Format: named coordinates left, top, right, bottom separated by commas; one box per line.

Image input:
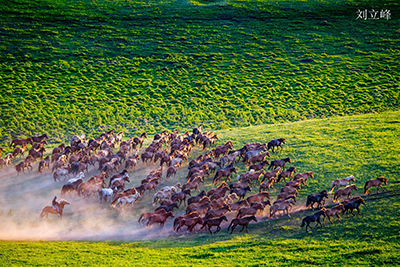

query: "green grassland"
left=1, top=0, right=400, bottom=265
left=0, top=0, right=399, bottom=144
left=0, top=110, right=399, bottom=265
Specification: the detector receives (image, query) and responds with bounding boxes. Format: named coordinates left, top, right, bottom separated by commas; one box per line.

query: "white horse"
left=99, top=187, right=118, bottom=203
left=53, top=168, right=70, bottom=182
left=65, top=172, right=85, bottom=185
left=152, top=183, right=181, bottom=205
left=113, top=192, right=140, bottom=210
left=330, top=175, right=355, bottom=193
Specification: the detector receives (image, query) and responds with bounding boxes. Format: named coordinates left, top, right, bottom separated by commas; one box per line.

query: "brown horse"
left=12, top=144, right=28, bottom=159
left=32, top=133, right=49, bottom=143
left=133, top=132, right=147, bottom=148
left=38, top=156, right=50, bottom=173
left=237, top=202, right=264, bottom=218
left=200, top=215, right=228, bottom=234
left=205, top=205, right=231, bottom=219
left=175, top=216, right=203, bottom=233
left=138, top=210, right=168, bottom=225
left=248, top=160, right=269, bottom=172
left=146, top=211, right=175, bottom=228
left=277, top=167, right=296, bottom=182
left=261, top=168, right=281, bottom=183
left=268, top=157, right=291, bottom=171
left=330, top=175, right=355, bottom=193
left=186, top=197, right=211, bottom=214
left=293, top=171, right=314, bottom=181
left=213, top=167, right=237, bottom=185
left=182, top=177, right=203, bottom=194
left=228, top=200, right=250, bottom=212
left=15, top=159, right=33, bottom=175
left=213, top=141, right=233, bottom=158
left=323, top=204, right=345, bottom=224
left=364, top=177, right=387, bottom=195
left=10, top=137, right=33, bottom=149
left=259, top=178, right=277, bottom=193
left=333, top=184, right=358, bottom=202
left=247, top=192, right=270, bottom=203
left=207, top=182, right=229, bottom=197
left=248, top=152, right=270, bottom=166
left=228, top=216, right=257, bottom=234
left=39, top=200, right=70, bottom=219
left=270, top=199, right=295, bottom=218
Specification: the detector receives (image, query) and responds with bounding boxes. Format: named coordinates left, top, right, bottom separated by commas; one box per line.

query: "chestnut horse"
left=133, top=132, right=147, bottom=148
left=39, top=200, right=70, bottom=219
left=323, top=204, right=345, bottom=224
left=364, top=177, right=387, bottom=194
left=333, top=184, right=358, bottom=202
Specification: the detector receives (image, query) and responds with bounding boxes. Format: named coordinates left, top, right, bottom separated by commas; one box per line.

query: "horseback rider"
left=52, top=196, right=60, bottom=212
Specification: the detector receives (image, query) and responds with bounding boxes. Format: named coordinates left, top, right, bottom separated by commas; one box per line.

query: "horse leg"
left=336, top=214, right=341, bottom=222
left=214, top=225, right=221, bottom=234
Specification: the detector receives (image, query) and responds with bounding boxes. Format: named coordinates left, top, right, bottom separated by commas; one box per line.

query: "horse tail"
left=300, top=218, right=306, bottom=228
left=364, top=181, right=369, bottom=195
left=330, top=181, right=335, bottom=192
left=268, top=163, right=273, bottom=170
left=333, top=192, right=338, bottom=202
left=306, top=196, right=311, bottom=207
left=277, top=173, right=282, bottom=183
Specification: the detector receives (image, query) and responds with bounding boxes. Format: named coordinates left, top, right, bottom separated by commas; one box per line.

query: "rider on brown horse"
left=52, top=196, right=60, bottom=212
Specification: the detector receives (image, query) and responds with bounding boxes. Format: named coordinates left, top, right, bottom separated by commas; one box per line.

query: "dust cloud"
left=0, top=161, right=183, bottom=241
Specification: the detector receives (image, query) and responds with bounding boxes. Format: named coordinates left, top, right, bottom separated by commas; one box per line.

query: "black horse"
left=267, top=138, right=285, bottom=153
left=343, top=197, right=366, bottom=217
left=306, top=190, right=329, bottom=209
left=301, top=209, right=326, bottom=232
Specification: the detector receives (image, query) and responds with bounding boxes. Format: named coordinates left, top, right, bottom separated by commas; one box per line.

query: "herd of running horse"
left=1, top=127, right=388, bottom=233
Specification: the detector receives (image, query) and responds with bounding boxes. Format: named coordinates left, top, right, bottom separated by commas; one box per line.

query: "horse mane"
left=378, top=176, right=387, bottom=182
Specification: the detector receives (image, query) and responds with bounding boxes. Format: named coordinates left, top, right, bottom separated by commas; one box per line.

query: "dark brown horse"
left=267, top=138, right=285, bottom=153
left=343, top=197, right=366, bottom=217
left=300, top=209, right=326, bottom=232
left=277, top=167, right=296, bottom=182
left=227, top=215, right=257, bottom=234
left=200, top=215, right=228, bottom=234
left=268, top=157, right=291, bottom=171
left=213, top=167, right=237, bottom=185
left=32, top=133, right=49, bottom=143
left=10, top=137, right=33, bottom=149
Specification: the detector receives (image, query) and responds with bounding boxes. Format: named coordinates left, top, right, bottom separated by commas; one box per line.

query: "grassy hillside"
left=0, top=0, right=399, bottom=144
left=0, top=110, right=399, bottom=265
